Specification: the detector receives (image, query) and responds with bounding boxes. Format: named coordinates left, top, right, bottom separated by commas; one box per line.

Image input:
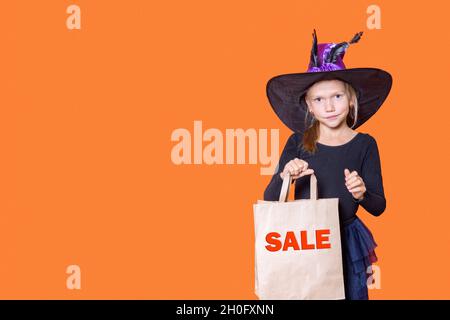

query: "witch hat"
left=266, top=30, right=392, bottom=134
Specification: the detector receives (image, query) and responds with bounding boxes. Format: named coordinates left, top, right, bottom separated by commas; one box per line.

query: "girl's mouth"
left=326, top=114, right=339, bottom=120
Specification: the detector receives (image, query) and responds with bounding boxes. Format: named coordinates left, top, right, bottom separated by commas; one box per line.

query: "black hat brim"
left=266, top=68, right=393, bottom=134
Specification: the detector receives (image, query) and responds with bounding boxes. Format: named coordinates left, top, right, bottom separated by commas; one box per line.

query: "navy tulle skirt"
left=341, top=216, right=378, bottom=300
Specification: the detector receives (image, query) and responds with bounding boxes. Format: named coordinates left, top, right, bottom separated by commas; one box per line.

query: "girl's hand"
left=280, top=158, right=314, bottom=180
left=344, top=168, right=366, bottom=200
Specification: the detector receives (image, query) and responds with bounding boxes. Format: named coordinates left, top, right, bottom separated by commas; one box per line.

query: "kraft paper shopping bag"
left=253, top=173, right=345, bottom=299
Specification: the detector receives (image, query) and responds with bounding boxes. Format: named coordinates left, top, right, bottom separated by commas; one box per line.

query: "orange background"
left=0, top=0, right=449, bottom=299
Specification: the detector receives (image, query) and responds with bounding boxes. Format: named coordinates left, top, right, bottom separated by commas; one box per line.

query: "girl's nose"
left=325, top=99, right=335, bottom=112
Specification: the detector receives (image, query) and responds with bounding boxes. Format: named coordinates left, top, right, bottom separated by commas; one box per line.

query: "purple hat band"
left=307, top=43, right=346, bottom=72
left=306, top=30, right=363, bottom=73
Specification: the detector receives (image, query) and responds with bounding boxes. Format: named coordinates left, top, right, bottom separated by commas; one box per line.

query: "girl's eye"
left=335, top=94, right=342, bottom=99
left=314, top=98, right=322, bottom=102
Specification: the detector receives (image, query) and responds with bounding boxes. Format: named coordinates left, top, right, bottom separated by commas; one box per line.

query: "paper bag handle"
left=279, top=172, right=317, bottom=202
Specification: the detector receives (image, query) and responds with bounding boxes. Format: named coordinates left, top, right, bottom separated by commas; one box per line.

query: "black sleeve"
left=355, top=135, right=386, bottom=216
left=263, top=133, right=299, bottom=201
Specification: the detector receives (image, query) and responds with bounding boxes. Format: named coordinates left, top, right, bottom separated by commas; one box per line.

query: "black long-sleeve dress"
left=263, top=131, right=386, bottom=227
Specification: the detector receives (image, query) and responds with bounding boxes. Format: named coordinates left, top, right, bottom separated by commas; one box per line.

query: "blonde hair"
left=300, top=80, right=359, bottom=154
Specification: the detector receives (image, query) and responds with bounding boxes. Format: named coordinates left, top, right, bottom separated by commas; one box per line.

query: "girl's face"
left=305, top=79, right=353, bottom=129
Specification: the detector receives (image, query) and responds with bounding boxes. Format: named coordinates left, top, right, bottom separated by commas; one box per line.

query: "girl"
left=263, top=30, right=392, bottom=300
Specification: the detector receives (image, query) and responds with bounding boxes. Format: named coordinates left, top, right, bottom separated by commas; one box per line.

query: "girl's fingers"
left=285, top=165, right=291, bottom=175
left=287, top=165, right=296, bottom=176
left=346, top=181, right=362, bottom=189
left=285, top=159, right=311, bottom=179
left=294, top=158, right=308, bottom=171
left=299, top=168, right=314, bottom=178
left=346, top=177, right=364, bottom=188
left=345, top=171, right=358, bottom=182
left=290, top=167, right=298, bottom=176
left=348, top=187, right=362, bottom=193
left=294, top=160, right=309, bottom=174
left=289, top=161, right=301, bottom=173
left=346, top=177, right=357, bottom=185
